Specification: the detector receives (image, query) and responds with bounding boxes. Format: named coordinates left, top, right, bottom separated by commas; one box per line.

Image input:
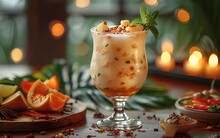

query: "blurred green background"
left=0, top=0, right=219, bottom=66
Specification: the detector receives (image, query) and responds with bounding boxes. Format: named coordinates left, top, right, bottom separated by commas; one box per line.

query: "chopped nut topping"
left=95, top=20, right=144, bottom=33
left=164, top=113, right=193, bottom=125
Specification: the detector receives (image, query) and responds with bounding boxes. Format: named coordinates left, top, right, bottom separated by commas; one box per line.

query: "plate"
left=175, top=97, right=220, bottom=122
left=0, top=99, right=87, bottom=132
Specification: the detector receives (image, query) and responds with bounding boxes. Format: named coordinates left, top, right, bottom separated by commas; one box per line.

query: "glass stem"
left=111, top=98, right=129, bottom=121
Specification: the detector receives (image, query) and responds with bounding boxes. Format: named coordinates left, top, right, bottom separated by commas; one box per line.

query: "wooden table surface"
left=0, top=73, right=220, bottom=138
left=0, top=109, right=219, bottom=138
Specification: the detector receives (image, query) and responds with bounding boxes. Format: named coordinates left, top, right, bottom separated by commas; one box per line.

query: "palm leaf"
left=72, top=89, right=97, bottom=110
left=65, top=63, right=175, bottom=111
left=0, top=62, right=176, bottom=111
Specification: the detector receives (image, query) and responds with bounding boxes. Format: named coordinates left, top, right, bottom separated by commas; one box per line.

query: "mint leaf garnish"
left=140, top=5, right=149, bottom=24
left=131, top=5, right=159, bottom=39
left=131, top=18, right=142, bottom=25
left=152, top=10, right=159, bottom=19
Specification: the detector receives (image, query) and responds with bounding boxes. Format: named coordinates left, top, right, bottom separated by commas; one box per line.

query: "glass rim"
left=90, top=27, right=148, bottom=34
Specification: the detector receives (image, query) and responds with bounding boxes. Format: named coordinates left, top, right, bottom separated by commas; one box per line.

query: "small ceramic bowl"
left=159, top=115, right=197, bottom=137
left=175, top=97, right=220, bottom=121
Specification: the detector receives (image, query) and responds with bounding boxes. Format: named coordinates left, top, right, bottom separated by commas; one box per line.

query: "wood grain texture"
left=0, top=99, right=86, bottom=132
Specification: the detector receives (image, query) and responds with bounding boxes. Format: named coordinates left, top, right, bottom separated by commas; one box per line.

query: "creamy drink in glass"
left=90, top=20, right=148, bottom=130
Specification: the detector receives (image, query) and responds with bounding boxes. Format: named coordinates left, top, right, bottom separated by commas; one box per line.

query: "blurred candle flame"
left=189, top=46, right=201, bottom=55
left=192, top=51, right=202, bottom=61
left=161, top=39, right=174, bottom=54
left=183, top=47, right=204, bottom=76
left=156, top=40, right=175, bottom=71
left=208, top=53, right=218, bottom=67
left=161, top=51, right=171, bottom=63
left=156, top=51, right=175, bottom=71
left=189, top=54, right=199, bottom=66
left=205, top=53, right=220, bottom=78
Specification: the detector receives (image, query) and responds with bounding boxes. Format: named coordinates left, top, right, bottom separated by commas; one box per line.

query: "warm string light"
left=176, top=9, right=190, bottom=23
left=75, top=0, right=90, bottom=8
left=49, top=20, right=65, bottom=39
left=144, top=0, right=158, bottom=6
left=11, top=48, right=23, bottom=63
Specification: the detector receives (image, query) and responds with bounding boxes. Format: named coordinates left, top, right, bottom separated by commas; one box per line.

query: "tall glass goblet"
left=90, top=27, right=148, bottom=130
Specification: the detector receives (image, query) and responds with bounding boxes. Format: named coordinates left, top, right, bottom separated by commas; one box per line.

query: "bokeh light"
left=75, top=42, right=89, bottom=56
left=49, top=20, right=65, bottom=38
left=11, top=48, right=23, bottom=63
left=189, top=46, right=201, bottom=55
left=176, top=9, right=190, bottom=23
left=192, top=51, right=202, bottom=60
left=75, top=0, right=90, bottom=8
left=161, top=39, right=174, bottom=54
left=161, top=51, right=171, bottom=63
left=208, top=53, right=218, bottom=67
left=144, top=0, right=158, bottom=6
left=189, top=54, right=199, bottom=66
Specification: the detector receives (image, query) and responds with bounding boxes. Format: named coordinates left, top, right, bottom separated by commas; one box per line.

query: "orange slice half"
left=27, top=79, right=70, bottom=112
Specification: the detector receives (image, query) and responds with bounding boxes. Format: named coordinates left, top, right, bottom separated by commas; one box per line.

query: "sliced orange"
left=49, top=93, right=67, bottom=111
left=27, top=79, right=70, bottom=112
left=44, top=75, right=60, bottom=91
left=1, top=91, right=28, bottom=111
left=20, top=80, right=34, bottom=94
left=50, top=91, right=70, bottom=103
left=20, top=75, right=59, bottom=95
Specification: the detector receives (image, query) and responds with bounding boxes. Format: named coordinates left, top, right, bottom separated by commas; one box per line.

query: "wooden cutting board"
left=0, top=99, right=86, bottom=132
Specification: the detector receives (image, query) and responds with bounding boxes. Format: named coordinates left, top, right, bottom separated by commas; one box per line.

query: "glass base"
left=96, top=112, right=142, bottom=130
